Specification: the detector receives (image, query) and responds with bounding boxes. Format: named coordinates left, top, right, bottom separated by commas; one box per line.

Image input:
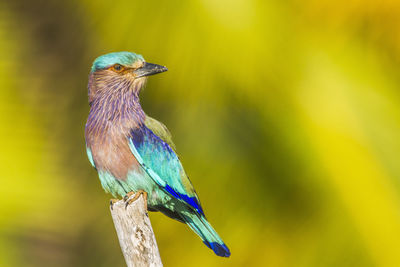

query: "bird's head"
left=88, top=52, right=167, bottom=102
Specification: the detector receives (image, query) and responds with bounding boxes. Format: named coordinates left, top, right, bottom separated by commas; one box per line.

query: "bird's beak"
left=134, top=62, right=168, bottom=78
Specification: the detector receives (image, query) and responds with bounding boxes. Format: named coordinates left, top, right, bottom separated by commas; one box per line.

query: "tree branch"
left=110, top=195, right=163, bottom=267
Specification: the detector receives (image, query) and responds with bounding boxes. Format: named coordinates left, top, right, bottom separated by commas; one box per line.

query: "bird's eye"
left=111, top=64, right=124, bottom=72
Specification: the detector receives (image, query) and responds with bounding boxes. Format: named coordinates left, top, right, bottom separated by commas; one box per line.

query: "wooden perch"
left=110, top=194, right=163, bottom=267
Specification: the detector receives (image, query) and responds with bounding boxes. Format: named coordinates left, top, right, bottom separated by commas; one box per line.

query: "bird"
left=85, top=51, right=230, bottom=257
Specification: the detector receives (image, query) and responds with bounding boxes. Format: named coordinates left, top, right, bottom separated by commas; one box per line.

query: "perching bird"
left=85, top=52, right=230, bottom=257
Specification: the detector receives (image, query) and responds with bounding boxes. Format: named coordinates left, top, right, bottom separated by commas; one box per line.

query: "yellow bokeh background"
left=1, top=0, right=400, bottom=266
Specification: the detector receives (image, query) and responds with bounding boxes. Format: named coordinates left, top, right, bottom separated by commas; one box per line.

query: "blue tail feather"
left=182, top=214, right=231, bottom=257
left=203, top=241, right=231, bottom=257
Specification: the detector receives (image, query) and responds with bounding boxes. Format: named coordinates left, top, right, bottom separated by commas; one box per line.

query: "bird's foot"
left=109, top=198, right=119, bottom=210
left=123, top=191, right=135, bottom=202
left=124, top=190, right=148, bottom=210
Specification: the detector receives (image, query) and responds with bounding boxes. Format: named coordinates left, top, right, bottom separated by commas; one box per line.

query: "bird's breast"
left=87, top=126, right=141, bottom=180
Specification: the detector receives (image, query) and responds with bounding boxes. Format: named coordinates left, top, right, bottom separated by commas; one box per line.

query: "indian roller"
left=85, top=52, right=230, bottom=257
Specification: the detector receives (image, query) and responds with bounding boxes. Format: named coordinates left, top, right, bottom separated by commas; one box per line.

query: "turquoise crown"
left=91, top=52, right=144, bottom=72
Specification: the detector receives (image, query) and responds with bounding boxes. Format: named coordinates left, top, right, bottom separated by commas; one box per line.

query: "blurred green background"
left=1, top=0, right=400, bottom=266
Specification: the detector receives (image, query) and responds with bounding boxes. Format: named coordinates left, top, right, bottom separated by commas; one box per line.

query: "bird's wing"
left=128, top=125, right=205, bottom=216
left=144, top=116, right=176, bottom=151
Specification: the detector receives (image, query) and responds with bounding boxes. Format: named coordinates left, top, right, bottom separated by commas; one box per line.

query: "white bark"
left=110, top=195, right=163, bottom=267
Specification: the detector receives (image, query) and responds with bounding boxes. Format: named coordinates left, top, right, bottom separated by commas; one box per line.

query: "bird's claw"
left=124, top=190, right=148, bottom=210
left=123, top=191, right=135, bottom=202
left=110, top=198, right=119, bottom=210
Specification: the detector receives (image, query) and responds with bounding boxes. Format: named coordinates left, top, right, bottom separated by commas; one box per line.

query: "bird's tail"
left=182, top=213, right=231, bottom=257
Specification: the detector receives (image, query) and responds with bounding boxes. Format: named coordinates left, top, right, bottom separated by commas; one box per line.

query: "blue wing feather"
left=129, top=126, right=204, bottom=216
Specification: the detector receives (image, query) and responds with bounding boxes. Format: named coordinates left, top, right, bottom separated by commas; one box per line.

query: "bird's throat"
left=86, top=75, right=146, bottom=140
